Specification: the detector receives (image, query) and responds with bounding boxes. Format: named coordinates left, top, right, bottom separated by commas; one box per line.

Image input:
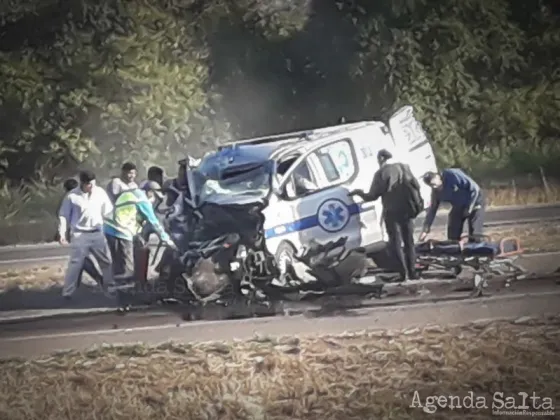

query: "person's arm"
left=58, top=195, right=72, bottom=241
left=106, top=179, right=120, bottom=202
left=166, top=192, right=184, bottom=220
left=294, top=173, right=316, bottom=191
left=136, top=193, right=172, bottom=243
left=100, top=190, right=114, bottom=219
left=422, top=189, right=440, bottom=233
left=165, top=188, right=179, bottom=208
left=361, top=169, right=386, bottom=202
left=464, top=173, right=481, bottom=214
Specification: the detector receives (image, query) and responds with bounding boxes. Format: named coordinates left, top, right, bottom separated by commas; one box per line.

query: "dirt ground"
left=2, top=222, right=559, bottom=293
left=0, top=315, right=558, bottom=420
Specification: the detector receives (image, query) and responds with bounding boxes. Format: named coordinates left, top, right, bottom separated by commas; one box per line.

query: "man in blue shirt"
left=419, top=169, right=485, bottom=242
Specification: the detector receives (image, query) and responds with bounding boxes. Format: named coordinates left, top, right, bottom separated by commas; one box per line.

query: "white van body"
left=196, top=106, right=438, bottom=269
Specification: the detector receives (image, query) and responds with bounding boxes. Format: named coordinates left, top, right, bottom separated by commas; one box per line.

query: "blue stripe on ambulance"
left=264, top=203, right=376, bottom=239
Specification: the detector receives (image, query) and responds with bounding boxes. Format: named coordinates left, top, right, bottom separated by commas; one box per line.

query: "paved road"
left=0, top=252, right=557, bottom=358
left=1, top=286, right=559, bottom=358
left=1, top=204, right=559, bottom=264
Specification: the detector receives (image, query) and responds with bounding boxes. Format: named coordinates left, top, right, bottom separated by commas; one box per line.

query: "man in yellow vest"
left=104, top=181, right=175, bottom=282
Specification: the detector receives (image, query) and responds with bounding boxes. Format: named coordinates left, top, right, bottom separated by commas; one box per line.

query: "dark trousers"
left=106, top=235, right=135, bottom=280
left=447, top=204, right=485, bottom=242
left=385, top=214, right=417, bottom=280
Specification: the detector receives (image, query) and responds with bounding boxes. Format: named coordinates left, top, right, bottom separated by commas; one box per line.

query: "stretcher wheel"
left=454, top=266, right=462, bottom=276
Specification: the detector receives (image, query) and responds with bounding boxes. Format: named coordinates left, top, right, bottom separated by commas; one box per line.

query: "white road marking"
left=0, top=256, right=68, bottom=265
left=4, top=290, right=560, bottom=343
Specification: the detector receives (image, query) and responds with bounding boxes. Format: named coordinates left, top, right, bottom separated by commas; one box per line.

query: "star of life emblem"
left=317, top=199, right=350, bottom=232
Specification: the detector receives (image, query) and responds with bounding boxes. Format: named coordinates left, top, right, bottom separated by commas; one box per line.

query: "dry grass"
left=0, top=316, right=558, bottom=419
left=1, top=223, right=560, bottom=293
left=0, top=264, right=66, bottom=292
left=485, top=184, right=560, bottom=207
left=485, top=223, right=560, bottom=253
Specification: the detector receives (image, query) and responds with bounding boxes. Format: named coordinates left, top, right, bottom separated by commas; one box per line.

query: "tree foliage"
left=0, top=0, right=558, bottom=184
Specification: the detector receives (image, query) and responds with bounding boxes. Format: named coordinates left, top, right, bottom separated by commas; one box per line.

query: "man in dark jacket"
left=419, top=169, right=485, bottom=242
left=349, top=149, right=423, bottom=281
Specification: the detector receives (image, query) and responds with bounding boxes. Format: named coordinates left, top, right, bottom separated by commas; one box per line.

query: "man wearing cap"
left=104, top=181, right=175, bottom=283
left=348, top=149, right=424, bottom=282
left=57, top=170, right=117, bottom=299
left=419, top=169, right=485, bottom=242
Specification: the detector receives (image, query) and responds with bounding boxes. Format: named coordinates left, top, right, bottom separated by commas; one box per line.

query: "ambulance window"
left=277, top=156, right=299, bottom=176
left=315, top=139, right=356, bottom=185
left=316, top=153, right=339, bottom=182
left=284, top=160, right=318, bottom=199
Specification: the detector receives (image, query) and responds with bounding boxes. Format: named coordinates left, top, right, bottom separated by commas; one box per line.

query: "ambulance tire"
left=275, top=242, right=297, bottom=275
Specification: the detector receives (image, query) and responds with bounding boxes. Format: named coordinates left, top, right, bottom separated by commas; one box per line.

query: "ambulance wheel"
left=275, top=242, right=297, bottom=276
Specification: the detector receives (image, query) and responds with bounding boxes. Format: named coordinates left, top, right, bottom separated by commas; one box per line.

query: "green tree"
left=0, top=0, right=559, bottom=184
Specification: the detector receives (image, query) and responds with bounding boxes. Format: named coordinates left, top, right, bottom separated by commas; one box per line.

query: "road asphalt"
left=0, top=204, right=558, bottom=358
left=1, top=203, right=559, bottom=263
left=1, top=287, right=559, bottom=358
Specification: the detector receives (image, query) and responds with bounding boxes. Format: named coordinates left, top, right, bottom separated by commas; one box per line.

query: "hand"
left=58, top=236, right=68, bottom=246
left=165, top=239, right=178, bottom=250
left=348, top=190, right=361, bottom=198
left=418, top=232, right=428, bottom=242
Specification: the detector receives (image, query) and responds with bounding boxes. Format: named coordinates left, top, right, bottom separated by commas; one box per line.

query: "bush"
left=0, top=0, right=558, bottom=185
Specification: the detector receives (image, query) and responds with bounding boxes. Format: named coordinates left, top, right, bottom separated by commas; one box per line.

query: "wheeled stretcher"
left=415, top=235, right=527, bottom=280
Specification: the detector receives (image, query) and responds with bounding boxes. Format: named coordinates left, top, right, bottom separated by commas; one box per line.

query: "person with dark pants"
left=349, top=149, right=424, bottom=282
left=419, top=169, right=485, bottom=242
left=104, top=182, right=175, bottom=284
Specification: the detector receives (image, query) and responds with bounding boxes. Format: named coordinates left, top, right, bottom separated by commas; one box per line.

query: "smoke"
left=205, top=0, right=366, bottom=141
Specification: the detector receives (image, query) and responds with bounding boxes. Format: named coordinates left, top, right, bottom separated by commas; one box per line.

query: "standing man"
left=57, top=178, right=103, bottom=286
left=348, top=149, right=424, bottom=282
left=57, top=170, right=116, bottom=299
left=104, top=181, right=175, bottom=283
left=106, top=162, right=138, bottom=203
left=419, top=169, right=485, bottom=242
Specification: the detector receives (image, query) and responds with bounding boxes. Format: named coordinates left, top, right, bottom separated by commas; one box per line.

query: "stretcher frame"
left=415, top=235, right=527, bottom=282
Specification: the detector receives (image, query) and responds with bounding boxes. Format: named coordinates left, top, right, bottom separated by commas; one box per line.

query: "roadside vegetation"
left=0, top=0, right=559, bottom=240
left=1, top=316, right=558, bottom=419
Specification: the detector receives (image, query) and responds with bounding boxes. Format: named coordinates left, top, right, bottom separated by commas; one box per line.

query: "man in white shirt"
left=106, top=162, right=138, bottom=203
left=58, top=170, right=116, bottom=299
